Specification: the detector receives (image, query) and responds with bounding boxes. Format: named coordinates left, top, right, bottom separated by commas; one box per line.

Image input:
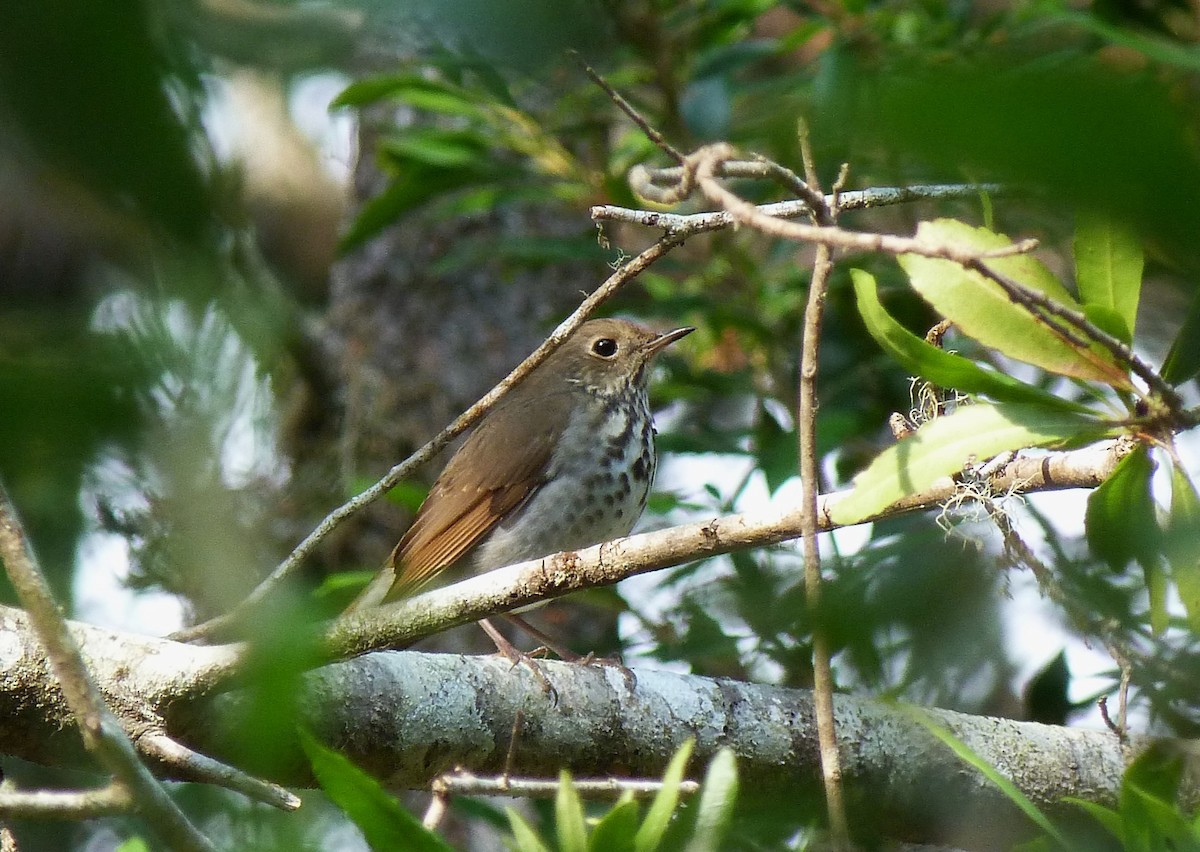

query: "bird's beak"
left=644, top=326, right=695, bottom=355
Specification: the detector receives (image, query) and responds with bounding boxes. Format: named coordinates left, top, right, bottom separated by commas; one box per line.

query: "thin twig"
left=572, top=52, right=683, bottom=164
left=422, top=780, right=451, bottom=830
left=968, top=260, right=1185, bottom=416
left=0, top=784, right=134, bottom=820
left=430, top=770, right=698, bottom=800
left=794, top=123, right=850, bottom=846
left=592, top=183, right=1005, bottom=234
left=0, top=483, right=215, bottom=852
left=172, top=230, right=688, bottom=644
left=139, top=733, right=301, bottom=811
left=687, top=145, right=1035, bottom=262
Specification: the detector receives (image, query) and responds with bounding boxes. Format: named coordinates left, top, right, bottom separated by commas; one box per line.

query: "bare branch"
left=573, top=52, right=683, bottom=164
left=0, top=784, right=133, bottom=820
left=0, top=483, right=215, bottom=852
left=139, top=733, right=301, bottom=811
left=326, top=441, right=1132, bottom=660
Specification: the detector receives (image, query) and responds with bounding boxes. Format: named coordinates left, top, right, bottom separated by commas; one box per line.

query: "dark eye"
left=591, top=337, right=619, bottom=358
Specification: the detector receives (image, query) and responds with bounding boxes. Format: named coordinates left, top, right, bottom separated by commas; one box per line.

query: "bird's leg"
left=478, top=617, right=557, bottom=700
left=502, top=613, right=637, bottom=691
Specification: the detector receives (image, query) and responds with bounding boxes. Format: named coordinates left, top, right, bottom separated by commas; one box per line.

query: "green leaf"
left=1161, top=289, right=1200, bottom=385
left=1084, top=444, right=1160, bottom=574
left=115, top=839, right=151, bottom=852
left=588, top=793, right=639, bottom=852
left=1123, top=785, right=1197, bottom=849
left=556, top=770, right=589, bottom=852
left=1146, top=561, right=1169, bottom=636
left=899, top=220, right=1131, bottom=388
left=1166, top=465, right=1200, bottom=630
left=850, top=269, right=1092, bottom=413
left=338, top=165, right=489, bottom=253
left=1081, top=304, right=1131, bottom=347
left=1124, top=742, right=1185, bottom=804
left=333, top=74, right=483, bottom=117
left=381, top=130, right=489, bottom=169
left=1074, top=211, right=1143, bottom=344
left=830, top=402, right=1108, bottom=525
left=1066, top=798, right=1124, bottom=839
left=298, top=729, right=453, bottom=852
left=634, top=739, right=695, bottom=852
left=507, top=809, right=553, bottom=852
left=684, top=748, right=738, bottom=852
left=900, top=705, right=1074, bottom=849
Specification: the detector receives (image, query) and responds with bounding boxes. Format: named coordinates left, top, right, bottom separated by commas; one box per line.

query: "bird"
left=346, top=318, right=693, bottom=662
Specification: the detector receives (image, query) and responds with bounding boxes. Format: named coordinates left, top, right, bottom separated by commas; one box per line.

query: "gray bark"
left=0, top=605, right=1193, bottom=850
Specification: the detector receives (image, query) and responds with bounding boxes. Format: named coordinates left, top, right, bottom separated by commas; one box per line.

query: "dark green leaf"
left=333, top=74, right=483, bottom=117
left=1084, top=444, right=1161, bottom=574
left=752, top=403, right=798, bottom=493
left=1023, top=650, right=1071, bottom=725
left=381, top=131, right=490, bottom=169
left=338, top=165, right=490, bottom=253
left=1161, top=289, right=1200, bottom=385
left=298, top=729, right=453, bottom=852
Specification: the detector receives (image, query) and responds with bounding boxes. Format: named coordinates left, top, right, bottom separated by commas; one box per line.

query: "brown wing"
left=379, top=389, right=568, bottom=603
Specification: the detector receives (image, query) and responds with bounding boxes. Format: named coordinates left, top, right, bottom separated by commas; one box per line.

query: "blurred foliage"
left=4, top=0, right=1200, bottom=849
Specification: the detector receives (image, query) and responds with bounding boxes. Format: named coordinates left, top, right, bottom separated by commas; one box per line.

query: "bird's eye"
left=591, top=337, right=619, bottom=358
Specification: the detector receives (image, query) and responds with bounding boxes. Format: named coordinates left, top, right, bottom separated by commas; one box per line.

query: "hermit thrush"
left=349, top=318, right=693, bottom=616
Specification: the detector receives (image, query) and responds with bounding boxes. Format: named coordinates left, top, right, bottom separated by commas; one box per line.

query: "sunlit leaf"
left=850, top=269, right=1091, bottom=413
left=556, top=770, right=588, bottom=852
left=830, top=403, right=1108, bottom=525
left=634, top=739, right=694, bottom=852
left=899, top=219, right=1131, bottom=388
left=1074, top=211, right=1143, bottom=344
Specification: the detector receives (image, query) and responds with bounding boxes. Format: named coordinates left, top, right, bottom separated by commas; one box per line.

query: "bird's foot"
left=479, top=618, right=558, bottom=702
